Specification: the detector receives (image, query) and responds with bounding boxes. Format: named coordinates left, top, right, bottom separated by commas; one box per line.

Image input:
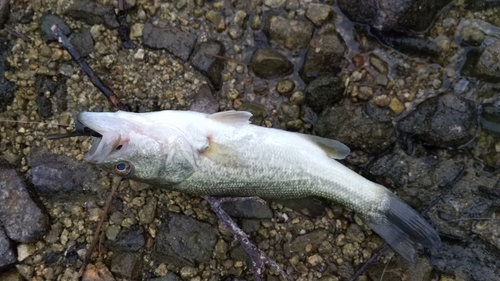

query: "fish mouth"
left=77, top=112, right=121, bottom=164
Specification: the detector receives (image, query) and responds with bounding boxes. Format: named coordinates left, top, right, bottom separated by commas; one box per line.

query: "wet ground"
left=1, top=0, right=500, bottom=280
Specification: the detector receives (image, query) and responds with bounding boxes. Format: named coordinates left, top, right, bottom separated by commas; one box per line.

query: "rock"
left=337, top=0, right=452, bottom=32
left=190, top=40, right=225, bottom=90
left=221, top=199, right=273, bottom=219
left=263, top=15, right=314, bottom=54
left=397, top=93, right=479, bottom=148
left=315, top=101, right=397, bottom=155
left=190, top=85, right=219, bottom=114
left=82, top=263, right=116, bottom=281
left=142, top=22, right=197, bottom=62
left=480, top=103, right=500, bottom=135
left=0, top=226, right=16, bottom=269
left=249, top=48, right=293, bottom=79
left=69, top=28, right=94, bottom=57
left=0, top=0, right=9, bottom=29
left=263, top=0, right=286, bottom=8
left=299, top=27, right=347, bottom=83
left=467, top=41, right=500, bottom=81
left=305, top=3, right=333, bottom=26
left=153, top=214, right=217, bottom=267
left=105, top=224, right=145, bottom=252
left=110, top=252, right=142, bottom=280
left=149, top=272, right=182, bottom=281
left=284, top=230, right=328, bottom=255
left=64, top=0, right=119, bottom=29
left=39, top=13, right=71, bottom=42
left=0, top=169, right=48, bottom=243
left=0, top=36, right=17, bottom=113
left=30, top=150, right=100, bottom=197
left=304, top=75, right=344, bottom=113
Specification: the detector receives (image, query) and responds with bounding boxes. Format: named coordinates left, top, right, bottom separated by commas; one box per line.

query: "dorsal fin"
left=208, top=110, right=252, bottom=126
left=302, top=135, right=351, bottom=159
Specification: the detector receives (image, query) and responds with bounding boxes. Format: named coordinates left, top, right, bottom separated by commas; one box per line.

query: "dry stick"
left=204, top=196, right=291, bottom=281
left=50, top=24, right=128, bottom=111
left=4, top=25, right=32, bottom=42
left=78, top=179, right=122, bottom=277
left=348, top=165, right=466, bottom=281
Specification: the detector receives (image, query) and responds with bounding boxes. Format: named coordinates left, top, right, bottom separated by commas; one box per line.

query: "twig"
left=50, top=24, right=128, bottom=111
left=205, top=52, right=246, bottom=65
left=78, top=179, right=122, bottom=277
left=203, top=196, right=290, bottom=281
left=4, top=25, right=32, bottom=42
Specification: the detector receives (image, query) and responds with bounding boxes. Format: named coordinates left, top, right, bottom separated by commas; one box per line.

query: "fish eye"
left=114, top=161, right=132, bottom=176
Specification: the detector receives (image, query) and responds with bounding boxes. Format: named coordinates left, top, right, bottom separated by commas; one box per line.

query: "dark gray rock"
left=40, top=13, right=71, bottom=42
left=105, top=224, right=145, bottom=252
left=0, top=37, right=17, bottom=113
left=337, top=0, right=452, bottom=31
left=315, top=102, right=397, bottom=155
left=142, top=22, right=197, bottom=62
left=64, top=0, right=119, bottom=29
left=69, top=28, right=94, bottom=57
left=480, top=103, right=500, bottom=135
left=263, top=15, right=314, bottom=54
left=300, top=28, right=347, bottom=83
left=190, top=85, right=218, bottom=114
left=284, top=229, right=328, bottom=256
left=0, top=169, right=48, bottom=243
left=153, top=214, right=217, bottom=267
left=30, top=150, right=100, bottom=196
left=110, top=252, right=142, bottom=280
left=249, top=48, right=293, bottom=79
left=0, top=226, right=16, bottom=270
left=190, top=40, right=225, bottom=90
left=304, top=75, right=344, bottom=113
left=397, top=93, right=479, bottom=148
left=221, top=199, right=273, bottom=219
left=464, top=41, right=500, bottom=81
left=149, top=272, right=182, bottom=281
left=0, top=0, right=9, bottom=29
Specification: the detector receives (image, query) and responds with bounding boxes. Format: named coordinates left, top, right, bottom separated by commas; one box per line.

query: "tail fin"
left=363, top=191, right=441, bottom=263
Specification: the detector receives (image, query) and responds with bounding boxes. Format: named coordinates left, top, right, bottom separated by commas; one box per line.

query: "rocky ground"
left=1, top=0, right=500, bottom=280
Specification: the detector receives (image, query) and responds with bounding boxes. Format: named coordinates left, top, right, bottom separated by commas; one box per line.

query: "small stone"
left=369, top=55, right=388, bottom=74
left=305, top=3, right=333, bottom=26
left=357, top=86, right=373, bottom=101
left=234, top=10, right=247, bottom=27
left=130, top=23, right=144, bottom=39
left=17, top=244, right=36, bottom=262
left=276, top=79, right=295, bottom=95
left=134, top=48, right=145, bottom=60
left=263, top=0, right=286, bottom=8
left=388, top=97, right=405, bottom=114
left=179, top=266, right=197, bottom=278
left=250, top=48, right=293, bottom=79
left=290, top=91, right=306, bottom=104
left=375, top=74, right=388, bottom=86
left=110, top=252, right=142, bottom=280
left=307, top=254, right=323, bottom=266
left=205, top=10, right=220, bottom=24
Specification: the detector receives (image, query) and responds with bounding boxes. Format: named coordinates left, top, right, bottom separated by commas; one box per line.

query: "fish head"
left=77, top=111, right=196, bottom=185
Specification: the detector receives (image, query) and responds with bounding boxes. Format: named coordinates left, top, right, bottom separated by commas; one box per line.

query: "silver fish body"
left=78, top=110, right=441, bottom=262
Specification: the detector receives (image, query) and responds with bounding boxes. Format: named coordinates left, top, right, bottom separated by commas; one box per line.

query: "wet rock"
left=249, top=48, right=293, bottom=79
left=300, top=27, right=347, bottom=83
left=149, top=272, right=182, bottom=281
left=221, top=199, right=273, bottom=219
left=0, top=0, right=9, bottom=29
left=30, top=150, right=100, bottom=197
left=40, top=13, right=71, bottom=42
left=190, top=40, right=225, bottom=90
left=316, top=101, right=396, bottom=155
left=0, top=36, right=17, bottom=113
left=0, top=169, right=48, bottom=243
left=110, top=252, right=142, bottom=280
left=190, top=85, right=218, bottom=114
left=397, top=93, right=479, bottom=148
left=153, top=214, right=217, bottom=267
left=337, top=0, right=452, bottom=32
left=64, top=0, right=119, bottom=29
left=276, top=79, right=295, bottom=95
left=466, top=41, right=500, bottom=81
left=69, top=28, right=94, bottom=57
left=284, top=230, right=328, bottom=256
left=304, top=75, right=344, bottom=113
left=305, top=3, right=333, bottom=27
left=105, top=224, right=145, bottom=252
left=0, top=226, right=16, bottom=269
left=142, top=22, right=197, bottom=62
left=480, top=103, right=500, bottom=135
left=370, top=29, right=442, bottom=57
left=263, top=15, right=314, bottom=54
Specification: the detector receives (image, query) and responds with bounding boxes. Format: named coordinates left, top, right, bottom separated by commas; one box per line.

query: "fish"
left=78, top=109, right=441, bottom=262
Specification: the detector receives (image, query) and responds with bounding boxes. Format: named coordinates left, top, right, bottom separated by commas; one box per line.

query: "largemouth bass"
left=78, top=110, right=441, bottom=262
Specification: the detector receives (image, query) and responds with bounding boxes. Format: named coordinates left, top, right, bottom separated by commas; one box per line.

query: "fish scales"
left=78, top=109, right=441, bottom=262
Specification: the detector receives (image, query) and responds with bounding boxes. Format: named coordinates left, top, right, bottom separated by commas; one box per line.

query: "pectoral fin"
left=208, top=110, right=252, bottom=126
left=202, top=140, right=239, bottom=167
left=302, top=135, right=351, bottom=159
